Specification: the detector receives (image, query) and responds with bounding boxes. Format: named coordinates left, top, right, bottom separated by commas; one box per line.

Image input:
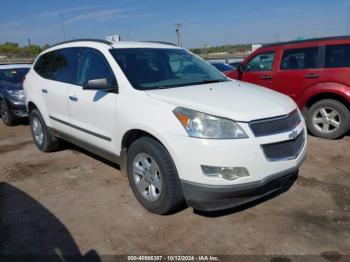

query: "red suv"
left=234, top=36, right=350, bottom=139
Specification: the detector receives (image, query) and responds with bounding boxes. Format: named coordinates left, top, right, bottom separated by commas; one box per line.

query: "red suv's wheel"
left=306, top=99, right=350, bottom=139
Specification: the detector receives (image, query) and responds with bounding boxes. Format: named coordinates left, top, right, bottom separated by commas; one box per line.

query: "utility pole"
left=346, top=6, right=350, bottom=34
left=60, top=13, right=66, bottom=41
left=175, top=23, right=182, bottom=46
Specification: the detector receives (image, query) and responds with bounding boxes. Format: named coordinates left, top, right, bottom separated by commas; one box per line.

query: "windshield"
left=110, top=48, right=228, bottom=90
left=0, top=68, right=29, bottom=83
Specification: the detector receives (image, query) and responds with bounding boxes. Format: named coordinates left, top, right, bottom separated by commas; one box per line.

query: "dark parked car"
left=209, top=62, right=236, bottom=79
left=229, top=61, right=242, bottom=70
left=209, top=62, right=233, bottom=72
left=0, top=64, right=31, bottom=125
left=232, top=35, right=350, bottom=139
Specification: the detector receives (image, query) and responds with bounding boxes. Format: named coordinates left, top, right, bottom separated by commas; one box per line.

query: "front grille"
left=249, top=110, right=301, bottom=137
left=262, top=131, right=305, bottom=161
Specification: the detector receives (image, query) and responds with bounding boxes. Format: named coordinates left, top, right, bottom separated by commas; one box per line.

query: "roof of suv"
left=263, top=35, right=350, bottom=48
left=47, top=39, right=179, bottom=51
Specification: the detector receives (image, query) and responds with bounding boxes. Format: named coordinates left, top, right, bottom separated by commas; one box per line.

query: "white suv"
left=24, top=39, right=307, bottom=214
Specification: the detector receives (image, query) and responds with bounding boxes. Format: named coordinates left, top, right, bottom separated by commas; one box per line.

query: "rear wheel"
left=127, top=137, right=184, bottom=215
left=306, top=99, right=350, bottom=139
left=0, top=100, right=15, bottom=126
left=29, top=109, right=60, bottom=152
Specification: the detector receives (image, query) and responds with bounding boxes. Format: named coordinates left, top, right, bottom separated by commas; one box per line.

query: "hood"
left=0, top=82, right=23, bottom=91
left=146, top=80, right=297, bottom=122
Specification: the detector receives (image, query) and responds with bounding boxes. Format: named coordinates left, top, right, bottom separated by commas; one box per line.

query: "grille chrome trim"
left=261, top=130, right=305, bottom=162
left=249, top=109, right=301, bottom=137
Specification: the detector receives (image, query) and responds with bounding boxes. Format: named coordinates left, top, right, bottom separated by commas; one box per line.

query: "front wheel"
left=127, top=137, right=184, bottom=215
left=0, top=100, right=15, bottom=126
left=306, top=99, right=350, bottom=139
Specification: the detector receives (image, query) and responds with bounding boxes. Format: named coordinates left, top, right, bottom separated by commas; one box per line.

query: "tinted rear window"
left=281, top=47, right=319, bottom=70
left=51, top=48, right=80, bottom=84
left=34, top=51, right=56, bottom=78
left=325, top=44, right=350, bottom=68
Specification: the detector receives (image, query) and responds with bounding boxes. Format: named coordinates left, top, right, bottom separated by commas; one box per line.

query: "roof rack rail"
left=263, top=35, right=350, bottom=47
left=141, top=41, right=178, bottom=46
left=49, top=38, right=113, bottom=48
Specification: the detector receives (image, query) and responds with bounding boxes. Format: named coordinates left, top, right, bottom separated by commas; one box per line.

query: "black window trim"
left=244, top=51, right=276, bottom=72
left=280, top=46, right=323, bottom=71
left=76, top=47, right=118, bottom=92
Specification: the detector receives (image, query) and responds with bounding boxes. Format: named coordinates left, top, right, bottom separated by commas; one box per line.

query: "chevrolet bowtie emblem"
left=289, top=130, right=298, bottom=139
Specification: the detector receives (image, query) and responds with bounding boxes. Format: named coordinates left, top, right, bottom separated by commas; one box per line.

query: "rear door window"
left=50, top=48, right=80, bottom=84
left=281, top=47, right=319, bottom=70
left=325, top=44, right=350, bottom=68
left=245, top=52, right=275, bottom=71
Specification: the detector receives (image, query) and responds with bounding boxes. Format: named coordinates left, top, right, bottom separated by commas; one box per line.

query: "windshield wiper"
left=200, top=79, right=228, bottom=84
left=150, top=79, right=228, bottom=90
left=190, top=79, right=228, bottom=86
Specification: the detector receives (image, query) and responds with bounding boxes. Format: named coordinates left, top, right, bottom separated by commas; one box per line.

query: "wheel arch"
left=304, top=92, right=350, bottom=112
left=298, top=81, right=350, bottom=112
left=119, top=128, right=178, bottom=177
left=27, top=101, right=38, bottom=114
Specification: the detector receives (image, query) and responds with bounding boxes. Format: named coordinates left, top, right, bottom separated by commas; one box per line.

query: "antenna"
left=60, top=13, right=66, bottom=41
left=175, top=23, right=182, bottom=46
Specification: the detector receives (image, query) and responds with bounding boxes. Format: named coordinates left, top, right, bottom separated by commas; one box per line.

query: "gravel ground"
left=0, top=122, right=349, bottom=261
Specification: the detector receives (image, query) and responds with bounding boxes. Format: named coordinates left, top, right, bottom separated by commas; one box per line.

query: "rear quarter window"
left=34, top=51, right=56, bottom=78
left=325, top=44, right=350, bottom=68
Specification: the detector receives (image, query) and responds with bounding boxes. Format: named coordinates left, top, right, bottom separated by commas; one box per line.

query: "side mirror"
left=83, top=78, right=118, bottom=92
left=237, top=63, right=244, bottom=74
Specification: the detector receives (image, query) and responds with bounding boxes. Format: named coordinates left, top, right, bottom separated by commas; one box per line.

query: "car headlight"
left=173, top=107, right=248, bottom=139
left=6, top=89, right=25, bottom=100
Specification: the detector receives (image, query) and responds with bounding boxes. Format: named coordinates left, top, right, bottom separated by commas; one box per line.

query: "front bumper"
left=181, top=168, right=299, bottom=211
left=6, top=97, right=28, bottom=118
left=161, top=117, right=307, bottom=211
left=164, top=121, right=307, bottom=186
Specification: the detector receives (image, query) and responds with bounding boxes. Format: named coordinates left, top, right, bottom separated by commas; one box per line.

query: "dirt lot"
left=0, top=122, right=350, bottom=260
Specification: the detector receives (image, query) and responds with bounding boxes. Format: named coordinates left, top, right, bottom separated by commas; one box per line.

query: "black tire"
left=306, top=99, right=350, bottom=139
left=0, top=100, right=15, bottom=126
left=127, top=137, right=184, bottom=215
left=29, top=109, right=60, bottom=152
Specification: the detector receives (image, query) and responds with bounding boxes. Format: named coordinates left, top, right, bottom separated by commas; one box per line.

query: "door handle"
left=41, top=88, right=48, bottom=94
left=69, top=95, right=78, bottom=102
left=304, top=73, right=319, bottom=79
left=260, top=75, right=272, bottom=80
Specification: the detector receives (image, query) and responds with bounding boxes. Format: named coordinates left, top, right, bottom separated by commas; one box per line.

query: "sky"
left=1, top=0, right=350, bottom=48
